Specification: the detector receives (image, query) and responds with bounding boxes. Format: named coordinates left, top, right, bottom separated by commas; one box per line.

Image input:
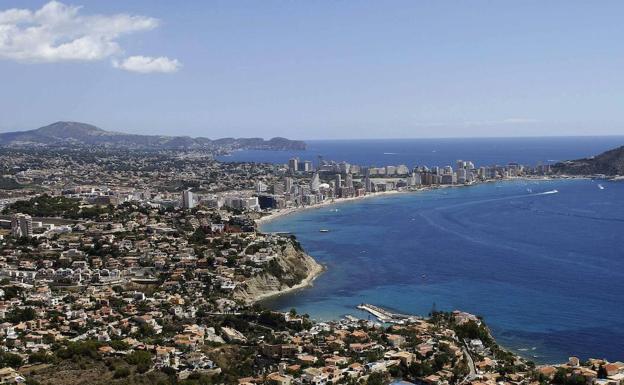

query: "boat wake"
left=536, top=189, right=558, bottom=195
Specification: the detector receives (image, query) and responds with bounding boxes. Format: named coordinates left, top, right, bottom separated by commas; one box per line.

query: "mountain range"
left=0, top=121, right=306, bottom=151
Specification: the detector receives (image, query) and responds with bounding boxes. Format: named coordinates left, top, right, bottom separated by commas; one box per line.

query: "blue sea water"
left=259, top=179, right=624, bottom=364
left=218, top=136, right=624, bottom=167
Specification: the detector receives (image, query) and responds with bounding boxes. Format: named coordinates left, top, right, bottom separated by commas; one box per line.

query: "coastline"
left=251, top=258, right=326, bottom=304
left=253, top=175, right=598, bottom=363
left=255, top=175, right=582, bottom=228
left=256, top=189, right=406, bottom=227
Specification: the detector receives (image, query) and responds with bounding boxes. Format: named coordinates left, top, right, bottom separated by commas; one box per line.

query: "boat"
left=526, top=188, right=533, bottom=193
left=319, top=229, right=330, bottom=233
left=598, top=184, right=605, bottom=190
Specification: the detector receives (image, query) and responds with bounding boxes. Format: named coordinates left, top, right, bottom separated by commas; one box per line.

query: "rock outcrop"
left=233, top=242, right=323, bottom=303
left=552, top=145, right=624, bottom=176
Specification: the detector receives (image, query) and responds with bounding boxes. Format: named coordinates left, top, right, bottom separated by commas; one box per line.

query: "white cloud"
left=0, top=1, right=181, bottom=73
left=113, top=55, right=180, bottom=74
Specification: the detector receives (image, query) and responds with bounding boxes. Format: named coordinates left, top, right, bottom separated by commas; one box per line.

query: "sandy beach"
left=255, top=175, right=584, bottom=227
left=255, top=189, right=407, bottom=226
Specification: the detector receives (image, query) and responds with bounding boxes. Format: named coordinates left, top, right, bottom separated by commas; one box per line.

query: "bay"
left=260, top=179, right=624, bottom=363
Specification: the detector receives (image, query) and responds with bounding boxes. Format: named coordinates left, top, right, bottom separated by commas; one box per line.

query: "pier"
left=356, top=303, right=422, bottom=324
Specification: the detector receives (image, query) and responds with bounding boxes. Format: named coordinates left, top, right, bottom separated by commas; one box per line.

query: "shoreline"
left=256, top=175, right=585, bottom=228
left=256, top=189, right=406, bottom=227
left=251, top=256, right=326, bottom=304
left=254, top=174, right=594, bottom=364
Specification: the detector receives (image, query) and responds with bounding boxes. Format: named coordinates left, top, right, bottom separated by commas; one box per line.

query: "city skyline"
left=1, top=1, right=624, bottom=139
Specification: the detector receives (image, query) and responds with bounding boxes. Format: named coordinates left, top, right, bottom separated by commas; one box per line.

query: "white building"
left=11, top=213, right=32, bottom=238
left=310, top=173, right=321, bottom=192
left=182, top=190, right=195, bottom=209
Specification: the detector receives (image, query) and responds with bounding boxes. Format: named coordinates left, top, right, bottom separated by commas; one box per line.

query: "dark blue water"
left=219, top=137, right=624, bottom=167
left=260, top=179, right=624, bottom=363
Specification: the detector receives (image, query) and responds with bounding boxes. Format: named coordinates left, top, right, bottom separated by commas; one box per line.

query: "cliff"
left=552, top=145, right=624, bottom=176
left=233, top=242, right=324, bottom=303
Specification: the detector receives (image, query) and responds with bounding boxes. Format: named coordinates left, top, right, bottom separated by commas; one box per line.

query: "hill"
left=0, top=121, right=306, bottom=151
left=552, top=145, right=624, bottom=176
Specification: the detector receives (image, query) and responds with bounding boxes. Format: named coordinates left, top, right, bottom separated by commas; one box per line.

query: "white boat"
left=319, top=229, right=330, bottom=233
left=598, top=184, right=605, bottom=190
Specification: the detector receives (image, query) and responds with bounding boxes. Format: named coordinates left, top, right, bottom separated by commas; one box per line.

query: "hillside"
left=552, top=145, right=624, bottom=176
left=233, top=241, right=324, bottom=303
left=0, top=121, right=306, bottom=151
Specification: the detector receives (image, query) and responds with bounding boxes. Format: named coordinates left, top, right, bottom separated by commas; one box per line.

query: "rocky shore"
left=233, top=241, right=325, bottom=303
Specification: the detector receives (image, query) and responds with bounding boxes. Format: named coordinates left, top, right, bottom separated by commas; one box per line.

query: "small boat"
left=319, top=229, right=330, bottom=233
left=598, top=184, right=605, bottom=190
left=527, top=188, right=533, bottom=193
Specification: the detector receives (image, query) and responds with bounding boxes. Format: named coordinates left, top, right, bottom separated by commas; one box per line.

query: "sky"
left=0, top=0, right=623, bottom=140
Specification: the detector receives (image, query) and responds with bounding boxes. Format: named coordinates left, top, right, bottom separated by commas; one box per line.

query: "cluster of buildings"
left=256, top=158, right=554, bottom=209
left=0, top=147, right=615, bottom=385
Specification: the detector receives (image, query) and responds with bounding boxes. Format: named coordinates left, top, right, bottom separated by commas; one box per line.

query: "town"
left=0, top=146, right=621, bottom=385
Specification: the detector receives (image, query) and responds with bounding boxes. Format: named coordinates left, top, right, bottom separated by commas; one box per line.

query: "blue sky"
left=0, top=0, right=623, bottom=139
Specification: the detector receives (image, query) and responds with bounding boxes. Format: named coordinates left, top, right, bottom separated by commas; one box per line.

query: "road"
left=461, top=345, right=477, bottom=383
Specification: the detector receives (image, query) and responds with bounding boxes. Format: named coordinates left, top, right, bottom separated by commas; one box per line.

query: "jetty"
left=356, top=303, right=422, bottom=324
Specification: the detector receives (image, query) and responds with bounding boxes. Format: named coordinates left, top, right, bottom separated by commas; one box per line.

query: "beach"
left=255, top=175, right=573, bottom=227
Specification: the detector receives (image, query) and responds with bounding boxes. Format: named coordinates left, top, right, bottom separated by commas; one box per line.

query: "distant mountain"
left=0, top=121, right=306, bottom=151
left=552, top=145, right=624, bottom=176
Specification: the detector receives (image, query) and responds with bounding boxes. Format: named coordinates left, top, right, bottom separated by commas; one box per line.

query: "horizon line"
left=299, top=134, right=624, bottom=141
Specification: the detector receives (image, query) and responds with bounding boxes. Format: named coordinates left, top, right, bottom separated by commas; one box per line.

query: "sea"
left=220, top=137, right=624, bottom=364
left=217, top=136, right=624, bottom=168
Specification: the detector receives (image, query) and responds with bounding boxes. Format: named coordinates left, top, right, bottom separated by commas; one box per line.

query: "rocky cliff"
left=552, top=145, right=624, bottom=176
left=233, top=242, right=324, bottom=303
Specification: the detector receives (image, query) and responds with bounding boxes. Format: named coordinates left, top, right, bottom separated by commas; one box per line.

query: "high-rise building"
left=334, top=174, right=342, bottom=196
left=310, top=172, right=321, bottom=192
left=288, top=158, right=299, bottom=173
left=11, top=213, right=33, bottom=238
left=396, top=165, right=409, bottom=175
left=364, top=168, right=372, bottom=192
left=338, top=162, right=351, bottom=174
left=457, top=169, right=468, bottom=184
left=182, top=190, right=195, bottom=209
left=284, top=177, right=293, bottom=193
left=345, top=173, right=353, bottom=189
left=273, top=183, right=285, bottom=195
left=256, top=181, right=268, bottom=193
left=409, top=171, right=422, bottom=186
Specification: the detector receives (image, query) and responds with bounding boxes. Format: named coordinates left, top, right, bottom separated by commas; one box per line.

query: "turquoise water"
left=260, top=179, right=624, bottom=363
